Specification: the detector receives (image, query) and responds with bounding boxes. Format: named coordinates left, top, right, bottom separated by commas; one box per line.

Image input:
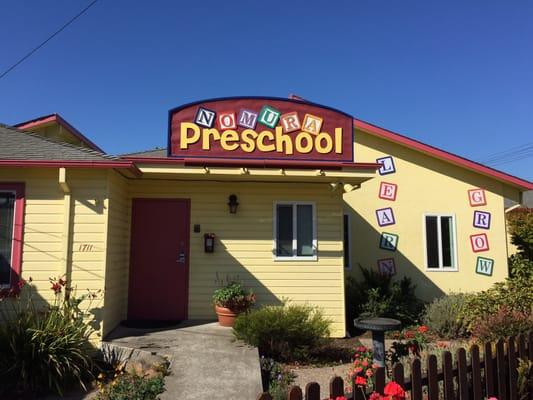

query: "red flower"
left=51, top=282, right=62, bottom=294
left=384, top=382, right=406, bottom=399
left=404, top=330, right=415, bottom=339
left=356, top=346, right=367, bottom=353
left=335, top=397, right=347, bottom=400
left=355, top=376, right=367, bottom=386
left=417, top=325, right=429, bottom=334
left=362, top=360, right=369, bottom=367
left=369, top=392, right=384, bottom=400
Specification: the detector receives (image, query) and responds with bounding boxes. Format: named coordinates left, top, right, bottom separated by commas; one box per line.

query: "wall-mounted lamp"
left=228, top=194, right=239, bottom=214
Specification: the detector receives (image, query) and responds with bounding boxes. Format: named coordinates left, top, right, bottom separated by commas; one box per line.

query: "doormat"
left=120, top=320, right=182, bottom=329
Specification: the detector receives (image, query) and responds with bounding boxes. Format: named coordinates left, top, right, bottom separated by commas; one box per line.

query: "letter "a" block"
left=302, top=114, right=323, bottom=135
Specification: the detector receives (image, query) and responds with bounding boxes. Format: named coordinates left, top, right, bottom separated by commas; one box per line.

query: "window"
left=343, top=214, right=351, bottom=269
left=274, top=202, right=316, bottom=260
left=0, top=184, right=24, bottom=288
left=424, top=214, right=457, bottom=270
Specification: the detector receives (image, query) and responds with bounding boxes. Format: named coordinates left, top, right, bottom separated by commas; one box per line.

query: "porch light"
left=228, top=194, right=239, bottom=214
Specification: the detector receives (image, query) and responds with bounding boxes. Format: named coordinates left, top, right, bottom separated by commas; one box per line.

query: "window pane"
left=276, top=205, right=293, bottom=256
left=297, top=205, right=313, bottom=256
left=0, top=193, right=15, bottom=285
left=343, top=214, right=350, bottom=268
left=440, top=216, right=454, bottom=267
left=425, top=216, right=439, bottom=268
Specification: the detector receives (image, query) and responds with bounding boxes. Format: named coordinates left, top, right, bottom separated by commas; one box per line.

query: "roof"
left=14, top=113, right=104, bottom=153
left=0, top=124, right=116, bottom=162
left=120, top=147, right=167, bottom=158
left=505, top=190, right=533, bottom=209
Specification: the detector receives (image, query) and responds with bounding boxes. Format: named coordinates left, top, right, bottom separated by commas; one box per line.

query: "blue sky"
left=1, top=0, right=532, bottom=180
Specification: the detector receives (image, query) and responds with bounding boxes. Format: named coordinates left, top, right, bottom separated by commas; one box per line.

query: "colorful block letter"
left=376, top=207, right=396, bottom=227
left=476, top=256, right=494, bottom=276
left=279, top=112, right=301, bottom=133
left=258, top=105, right=281, bottom=128
left=378, top=258, right=396, bottom=276
left=378, top=182, right=397, bottom=201
left=237, top=109, right=258, bottom=129
left=473, top=211, right=491, bottom=229
left=218, top=112, right=237, bottom=130
left=379, top=232, right=398, bottom=251
left=470, top=233, right=489, bottom=252
left=376, top=156, right=396, bottom=175
left=468, top=188, right=487, bottom=207
left=301, top=114, right=323, bottom=135
left=194, top=107, right=216, bottom=128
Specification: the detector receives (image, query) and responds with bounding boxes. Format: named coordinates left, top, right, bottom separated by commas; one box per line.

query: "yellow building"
left=1, top=97, right=531, bottom=341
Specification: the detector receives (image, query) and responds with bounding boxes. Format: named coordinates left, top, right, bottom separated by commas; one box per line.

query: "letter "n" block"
left=194, top=107, right=216, bottom=128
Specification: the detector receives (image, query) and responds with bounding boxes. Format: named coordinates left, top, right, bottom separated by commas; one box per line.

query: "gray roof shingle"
left=120, top=147, right=167, bottom=158
left=0, top=124, right=118, bottom=161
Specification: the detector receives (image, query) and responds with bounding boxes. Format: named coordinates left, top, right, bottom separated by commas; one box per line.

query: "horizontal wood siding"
left=0, top=168, right=108, bottom=342
left=102, top=171, right=131, bottom=336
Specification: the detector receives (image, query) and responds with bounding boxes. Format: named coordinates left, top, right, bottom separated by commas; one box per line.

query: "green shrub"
left=233, top=302, right=331, bottom=362
left=96, top=373, right=165, bottom=400
left=470, top=306, right=533, bottom=342
left=507, top=208, right=533, bottom=261
left=422, top=293, right=470, bottom=339
left=0, top=278, right=96, bottom=396
left=346, top=266, right=424, bottom=334
left=460, top=257, right=533, bottom=333
left=212, top=281, right=255, bottom=311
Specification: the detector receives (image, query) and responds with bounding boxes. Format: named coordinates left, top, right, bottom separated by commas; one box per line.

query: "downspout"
left=59, top=168, right=72, bottom=293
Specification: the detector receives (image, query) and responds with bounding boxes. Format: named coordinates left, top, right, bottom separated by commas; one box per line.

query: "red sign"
left=168, top=97, right=354, bottom=162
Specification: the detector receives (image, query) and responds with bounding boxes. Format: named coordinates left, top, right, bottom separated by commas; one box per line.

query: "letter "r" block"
left=279, top=112, right=301, bottom=133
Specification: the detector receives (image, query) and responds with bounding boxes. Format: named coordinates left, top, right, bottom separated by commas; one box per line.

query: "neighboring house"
left=0, top=96, right=531, bottom=342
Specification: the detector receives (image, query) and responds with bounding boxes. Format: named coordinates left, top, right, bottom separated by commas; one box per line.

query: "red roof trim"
left=122, top=156, right=380, bottom=170
left=15, top=114, right=105, bottom=153
left=355, top=119, right=533, bottom=191
left=0, top=160, right=142, bottom=177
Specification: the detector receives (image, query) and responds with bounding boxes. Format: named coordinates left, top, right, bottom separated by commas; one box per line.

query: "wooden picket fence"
left=257, top=332, right=533, bottom=400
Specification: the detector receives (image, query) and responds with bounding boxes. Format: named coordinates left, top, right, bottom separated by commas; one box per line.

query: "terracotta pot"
left=215, top=305, right=239, bottom=327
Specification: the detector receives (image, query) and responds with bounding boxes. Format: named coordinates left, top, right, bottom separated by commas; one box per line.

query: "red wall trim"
left=0, top=183, right=25, bottom=289
left=0, top=160, right=142, bottom=177
left=355, top=119, right=533, bottom=191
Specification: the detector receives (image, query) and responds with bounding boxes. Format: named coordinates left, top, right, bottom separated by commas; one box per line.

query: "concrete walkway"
left=104, top=321, right=263, bottom=400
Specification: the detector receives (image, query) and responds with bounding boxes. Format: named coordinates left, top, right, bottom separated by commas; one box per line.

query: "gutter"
left=0, top=160, right=142, bottom=178
left=58, top=168, right=72, bottom=292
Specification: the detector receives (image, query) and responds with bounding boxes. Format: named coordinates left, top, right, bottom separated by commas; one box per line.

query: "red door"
left=128, top=198, right=190, bottom=321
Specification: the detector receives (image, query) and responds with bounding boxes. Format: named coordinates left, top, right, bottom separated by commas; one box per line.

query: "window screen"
left=0, top=192, right=15, bottom=286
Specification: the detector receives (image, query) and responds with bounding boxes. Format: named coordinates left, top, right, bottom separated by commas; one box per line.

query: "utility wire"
left=0, top=0, right=99, bottom=81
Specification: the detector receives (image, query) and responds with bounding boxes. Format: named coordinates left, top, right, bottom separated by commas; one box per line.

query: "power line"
left=0, top=0, right=100, bottom=81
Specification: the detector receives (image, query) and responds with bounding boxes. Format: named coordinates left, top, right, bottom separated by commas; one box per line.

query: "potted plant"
left=213, top=281, right=255, bottom=327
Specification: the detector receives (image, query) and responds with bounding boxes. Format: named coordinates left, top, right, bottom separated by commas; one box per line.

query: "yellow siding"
left=345, top=130, right=519, bottom=300
left=102, top=171, right=131, bottom=336
left=0, top=168, right=108, bottom=342
left=128, top=180, right=346, bottom=337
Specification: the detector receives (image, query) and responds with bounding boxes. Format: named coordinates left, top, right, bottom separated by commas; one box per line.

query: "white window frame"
left=343, top=213, right=351, bottom=270
left=273, top=201, right=317, bottom=261
left=422, top=213, right=458, bottom=272
left=0, top=190, right=17, bottom=289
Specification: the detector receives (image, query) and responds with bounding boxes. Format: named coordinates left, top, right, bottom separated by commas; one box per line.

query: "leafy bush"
left=96, top=373, right=165, bottom=400
left=0, top=278, right=97, bottom=396
left=346, top=267, right=424, bottom=334
left=212, top=281, right=255, bottom=311
left=260, top=357, right=295, bottom=400
left=507, top=207, right=533, bottom=261
left=470, top=306, right=533, bottom=342
left=422, top=293, right=470, bottom=339
left=233, top=302, right=331, bottom=362
left=460, top=257, right=533, bottom=333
